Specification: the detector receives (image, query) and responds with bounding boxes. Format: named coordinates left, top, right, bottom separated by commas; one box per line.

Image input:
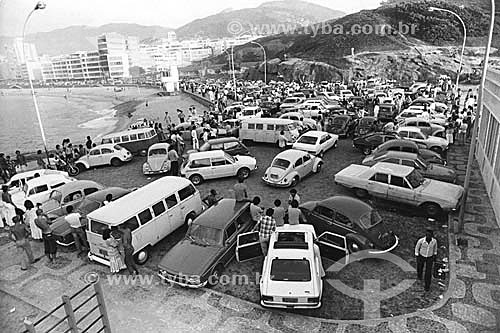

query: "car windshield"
left=270, top=259, right=311, bottom=282
left=297, top=136, right=317, bottom=145
left=359, top=210, right=383, bottom=229
left=272, top=158, right=290, bottom=170
left=187, top=224, right=223, bottom=246
left=407, top=170, right=425, bottom=188
left=78, top=199, right=101, bottom=215
left=149, top=148, right=167, bottom=156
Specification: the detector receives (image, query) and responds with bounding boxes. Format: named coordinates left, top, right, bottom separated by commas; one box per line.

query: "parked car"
left=180, top=150, right=257, bottom=185
left=237, top=106, right=263, bottom=120
left=292, top=131, right=338, bottom=156
left=350, top=96, right=366, bottom=109
left=326, top=115, right=357, bottom=138
left=6, top=169, right=68, bottom=195
left=362, top=151, right=457, bottom=183
left=50, top=187, right=132, bottom=246
left=353, top=132, right=399, bottom=155
left=396, top=127, right=448, bottom=154
left=12, top=174, right=75, bottom=208
left=191, top=137, right=250, bottom=156
left=262, top=149, right=323, bottom=187
left=377, top=104, right=398, bottom=123
left=143, top=143, right=171, bottom=175
left=400, top=117, right=445, bottom=137
left=354, top=116, right=378, bottom=137
left=334, top=162, right=464, bottom=216
left=280, top=97, right=305, bottom=111
left=371, top=139, right=446, bottom=165
left=300, top=196, right=398, bottom=253
left=158, top=199, right=254, bottom=287
left=41, top=180, right=105, bottom=219
left=75, top=144, right=133, bottom=172
left=217, top=119, right=240, bottom=137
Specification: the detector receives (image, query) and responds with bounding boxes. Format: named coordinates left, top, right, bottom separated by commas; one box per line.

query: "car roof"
left=193, top=199, right=248, bottom=229
left=187, top=150, right=226, bottom=159
left=206, top=137, right=239, bottom=144
left=8, top=169, right=61, bottom=182
left=275, top=149, right=308, bottom=160
left=299, top=131, right=327, bottom=137
left=102, top=127, right=154, bottom=139
left=87, top=177, right=194, bottom=225
left=398, top=126, right=423, bottom=133
left=51, top=180, right=103, bottom=194
left=241, top=118, right=294, bottom=125
left=91, top=143, right=119, bottom=150
left=378, top=150, right=419, bottom=159
left=84, top=187, right=131, bottom=203
left=25, top=174, right=72, bottom=187
left=318, top=196, right=373, bottom=221
left=404, top=117, right=430, bottom=123
left=148, top=143, right=170, bottom=150
left=269, top=225, right=316, bottom=258
left=377, top=139, right=418, bottom=150
left=372, top=162, right=413, bottom=176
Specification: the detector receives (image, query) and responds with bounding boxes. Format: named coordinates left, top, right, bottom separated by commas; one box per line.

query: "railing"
left=23, top=281, right=111, bottom=333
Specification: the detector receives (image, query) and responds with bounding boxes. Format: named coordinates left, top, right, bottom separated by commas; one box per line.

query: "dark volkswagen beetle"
left=300, top=196, right=398, bottom=253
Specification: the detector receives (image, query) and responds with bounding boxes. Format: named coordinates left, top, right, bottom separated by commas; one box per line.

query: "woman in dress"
left=102, top=229, right=125, bottom=274
left=24, top=200, right=42, bottom=240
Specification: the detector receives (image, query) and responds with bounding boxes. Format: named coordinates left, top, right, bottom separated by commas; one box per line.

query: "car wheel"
left=237, top=167, right=250, bottom=179
left=362, top=147, right=372, bottom=155
left=290, top=176, right=299, bottom=187
left=422, top=202, right=442, bottom=217
left=354, top=188, right=369, bottom=199
left=76, top=163, right=87, bottom=173
left=347, top=239, right=362, bottom=253
left=67, top=164, right=80, bottom=176
left=184, top=213, right=195, bottom=227
left=134, top=247, right=149, bottom=265
left=111, top=158, right=123, bottom=167
left=207, top=264, right=223, bottom=287
left=333, top=141, right=338, bottom=149
left=189, top=174, right=203, bottom=185
left=314, top=162, right=323, bottom=173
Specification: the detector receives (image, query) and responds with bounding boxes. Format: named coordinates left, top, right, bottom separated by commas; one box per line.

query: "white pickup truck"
left=334, top=162, right=464, bottom=217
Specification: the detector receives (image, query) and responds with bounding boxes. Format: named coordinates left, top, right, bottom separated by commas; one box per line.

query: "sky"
left=0, top=0, right=382, bottom=37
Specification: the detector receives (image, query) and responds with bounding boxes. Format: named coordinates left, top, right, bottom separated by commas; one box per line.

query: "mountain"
left=175, top=0, right=345, bottom=39
left=18, top=23, right=174, bottom=56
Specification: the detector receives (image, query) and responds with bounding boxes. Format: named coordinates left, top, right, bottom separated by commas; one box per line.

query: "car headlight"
left=307, top=297, right=320, bottom=303
left=261, top=295, right=273, bottom=302
left=143, top=163, right=150, bottom=171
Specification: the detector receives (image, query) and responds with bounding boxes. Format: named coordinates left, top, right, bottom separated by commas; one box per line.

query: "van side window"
left=165, top=194, right=178, bottom=208
left=150, top=130, right=156, bottom=137
left=138, top=133, right=146, bottom=140
left=178, top=185, right=196, bottom=201
left=152, top=201, right=166, bottom=216
left=130, top=134, right=138, bottom=140
left=138, top=209, right=153, bottom=225
left=125, top=216, right=139, bottom=231
left=121, top=135, right=130, bottom=142
left=102, top=138, right=112, bottom=144
left=113, top=137, right=121, bottom=143
left=90, top=220, right=109, bottom=235
left=266, top=124, right=274, bottom=130
left=256, top=124, right=264, bottom=130
left=248, top=123, right=255, bottom=130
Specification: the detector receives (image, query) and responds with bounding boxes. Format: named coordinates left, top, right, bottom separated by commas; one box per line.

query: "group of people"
left=0, top=151, right=28, bottom=183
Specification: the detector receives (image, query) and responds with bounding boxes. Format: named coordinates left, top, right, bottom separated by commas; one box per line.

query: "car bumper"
left=261, top=300, right=321, bottom=309
left=261, top=177, right=291, bottom=187
left=88, top=252, right=110, bottom=267
left=368, top=235, right=399, bottom=254
left=157, top=272, right=207, bottom=288
left=124, top=155, right=133, bottom=162
left=143, top=169, right=169, bottom=175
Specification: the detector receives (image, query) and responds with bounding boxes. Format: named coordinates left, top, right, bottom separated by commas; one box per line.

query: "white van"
left=11, top=174, right=75, bottom=208
left=86, top=177, right=203, bottom=265
left=240, top=118, right=299, bottom=145
left=6, top=169, right=68, bottom=195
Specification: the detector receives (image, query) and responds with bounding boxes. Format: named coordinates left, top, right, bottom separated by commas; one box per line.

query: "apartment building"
left=97, top=33, right=131, bottom=79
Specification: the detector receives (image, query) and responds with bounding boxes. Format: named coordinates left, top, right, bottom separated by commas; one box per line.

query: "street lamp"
left=458, top=0, right=495, bottom=231
left=22, top=1, right=50, bottom=165
left=230, top=45, right=237, bottom=101
left=428, top=6, right=467, bottom=91
left=249, top=41, right=267, bottom=84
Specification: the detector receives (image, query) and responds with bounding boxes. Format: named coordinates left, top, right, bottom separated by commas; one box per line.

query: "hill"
left=175, top=0, right=344, bottom=39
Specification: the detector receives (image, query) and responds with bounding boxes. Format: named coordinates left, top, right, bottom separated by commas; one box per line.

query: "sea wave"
left=78, top=109, right=117, bottom=130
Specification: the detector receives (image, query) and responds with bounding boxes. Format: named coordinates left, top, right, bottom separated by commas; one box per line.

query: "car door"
left=387, top=175, right=415, bottom=205
left=367, top=173, right=389, bottom=198
left=100, top=148, right=114, bottom=165
left=417, top=121, right=432, bottom=136
left=293, top=156, right=306, bottom=177
left=317, top=232, right=349, bottom=265
left=164, top=194, right=181, bottom=237
left=211, top=156, right=234, bottom=178
left=409, top=131, right=426, bottom=146
left=221, top=221, right=238, bottom=264
left=302, top=154, right=314, bottom=174
left=87, top=148, right=102, bottom=167
left=319, top=135, right=329, bottom=152
left=189, top=158, right=212, bottom=179
left=236, top=231, right=262, bottom=262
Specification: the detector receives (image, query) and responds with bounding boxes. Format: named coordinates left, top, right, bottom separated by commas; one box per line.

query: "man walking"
left=11, top=216, right=35, bottom=270
left=167, top=145, right=180, bottom=176
left=64, top=206, right=88, bottom=255
left=257, top=208, right=276, bottom=256
left=119, top=223, right=139, bottom=275
left=415, top=229, right=438, bottom=292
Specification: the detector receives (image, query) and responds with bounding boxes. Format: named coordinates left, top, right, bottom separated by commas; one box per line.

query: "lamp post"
left=429, top=6, right=467, bottom=91
left=230, top=45, right=237, bottom=101
left=457, top=0, right=495, bottom=232
left=22, top=1, right=50, bottom=164
left=249, top=41, right=267, bottom=84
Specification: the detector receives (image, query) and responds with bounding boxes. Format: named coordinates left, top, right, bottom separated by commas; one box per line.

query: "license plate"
left=283, top=297, right=297, bottom=303
left=270, top=174, right=278, bottom=179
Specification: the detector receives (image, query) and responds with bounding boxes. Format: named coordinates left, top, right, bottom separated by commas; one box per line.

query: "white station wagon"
left=12, top=174, right=75, bottom=208
left=292, top=131, right=338, bottom=156
left=181, top=150, right=257, bottom=185
left=75, top=144, right=133, bottom=172
left=262, top=149, right=323, bottom=187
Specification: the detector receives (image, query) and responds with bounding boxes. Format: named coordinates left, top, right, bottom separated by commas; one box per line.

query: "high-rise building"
left=97, top=33, right=131, bottom=80
left=13, top=37, right=38, bottom=64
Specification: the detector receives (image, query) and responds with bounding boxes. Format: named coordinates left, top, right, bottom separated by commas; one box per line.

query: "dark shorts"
left=42, top=233, right=57, bottom=254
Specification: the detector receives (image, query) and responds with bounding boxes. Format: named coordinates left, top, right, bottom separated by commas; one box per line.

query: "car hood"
left=158, top=239, right=222, bottom=276
left=418, top=180, right=463, bottom=201
left=146, top=156, right=168, bottom=171
left=234, top=155, right=257, bottom=167
left=50, top=216, right=70, bottom=236
left=41, top=199, right=60, bottom=214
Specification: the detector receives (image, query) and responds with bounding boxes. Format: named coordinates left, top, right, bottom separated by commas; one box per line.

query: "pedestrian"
left=64, top=206, right=88, bottom=254
left=250, top=196, right=264, bottom=224
left=10, top=216, right=35, bottom=270
left=445, top=124, right=454, bottom=145
left=85, top=136, right=93, bottom=150
left=15, top=150, right=27, bottom=172
left=278, top=130, right=288, bottom=149
left=0, top=153, right=9, bottom=182
left=203, top=189, right=220, bottom=207
left=35, top=209, right=57, bottom=263
left=191, top=124, right=199, bottom=150
left=164, top=112, right=172, bottom=127
left=167, top=145, right=180, bottom=176
left=119, top=223, right=139, bottom=275
left=178, top=109, right=185, bottom=123
left=78, top=144, right=87, bottom=157
left=233, top=177, right=248, bottom=202
left=287, top=200, right=304, bottom=225
left=24, top=200, right=42, bottom=240
left=257, top=208, right=276, bottom=256
left=35, top=150, right=46, bottom=168
left=273, top=199, right=286, bottom=227
left=415, top=229, right=437, bottom=292
left=102, top=229, right=125, bottom=274
left=103, top=194, right=113, bottom=205
left=202, top=128, right=210, bottom=143
left=458, top=120, right=468, bottom=145
left=288, top=188, right=300, bottom=208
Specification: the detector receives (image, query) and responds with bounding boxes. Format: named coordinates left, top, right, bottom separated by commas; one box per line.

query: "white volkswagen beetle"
left=262, top=149, right=323, bottom=187
left=143, top=143, right=170, bottom=175
left=292, top=131, right=338, bottom=156
left=75, top=144, right=132, bottom=172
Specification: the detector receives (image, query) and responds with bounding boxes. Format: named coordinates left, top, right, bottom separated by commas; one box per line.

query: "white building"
left=97, top=33, right=131, bottom=80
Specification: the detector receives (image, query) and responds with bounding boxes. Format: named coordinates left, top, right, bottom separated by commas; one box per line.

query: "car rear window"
left=270, top=259, right=311, bottom=282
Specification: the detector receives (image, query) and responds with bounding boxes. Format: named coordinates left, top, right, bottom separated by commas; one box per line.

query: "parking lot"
left=76, top=137, right=449, bottom=320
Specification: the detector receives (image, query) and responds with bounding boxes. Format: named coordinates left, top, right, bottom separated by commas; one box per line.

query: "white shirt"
left=65, top=212, right=82, bottom=228
left=191, top=129, right=198, bottom=140
left=415, top=237, right=437, bottom=258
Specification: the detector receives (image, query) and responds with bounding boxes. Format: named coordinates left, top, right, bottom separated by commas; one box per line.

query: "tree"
left=129, top=66, right=146, bottom=77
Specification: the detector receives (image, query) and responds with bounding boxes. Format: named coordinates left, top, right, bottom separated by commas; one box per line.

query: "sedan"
left=262, top=149, right=323, bottom=187
left=75, top=144, right=132, bottom=172
left=353, top=132, right=399, bottom=155
left=301, top=196, right=398, bottom=253
left=292, top=131, right=338, bottom=156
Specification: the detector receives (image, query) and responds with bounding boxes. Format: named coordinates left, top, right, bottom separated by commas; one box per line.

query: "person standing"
left=191, top=125, right=200, bottom=150
left=287, top=200, right=304, bottom=225
left=178, top=109, right=185, bottom=123
left=24, top=200, right=42, bottom=241
left=35, top=209, right=57, bottom=263
left=250, top=197, right=264, bottom=224
left=233, top=177, right=248, bottom=202
left=102, top=229, right=125, bottom=274
left=119, top=223, right=139, bottom=275
left=35, top=150, right=46, bottom=169
left=103, top=194, right=113, bottom=206
left=167, top=145, right=180, bottom=176
left=288, top=189, right=300, bottom=208
left=64, top=206, right=88, bottom=255
left=0, top=153, right=9, bottom=182
left=415, top=229, right=438, bottom=292
left=257, top=208, right=276, bottom=256
left=10, top=216, right=35, bottom=270
left=85, top=136, right=93, bottom=150
left=15, top=150, right=27, bottom=172
left=273, top=199, right=285, bottom=227
left=278, top=130, right=288, bottom=149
